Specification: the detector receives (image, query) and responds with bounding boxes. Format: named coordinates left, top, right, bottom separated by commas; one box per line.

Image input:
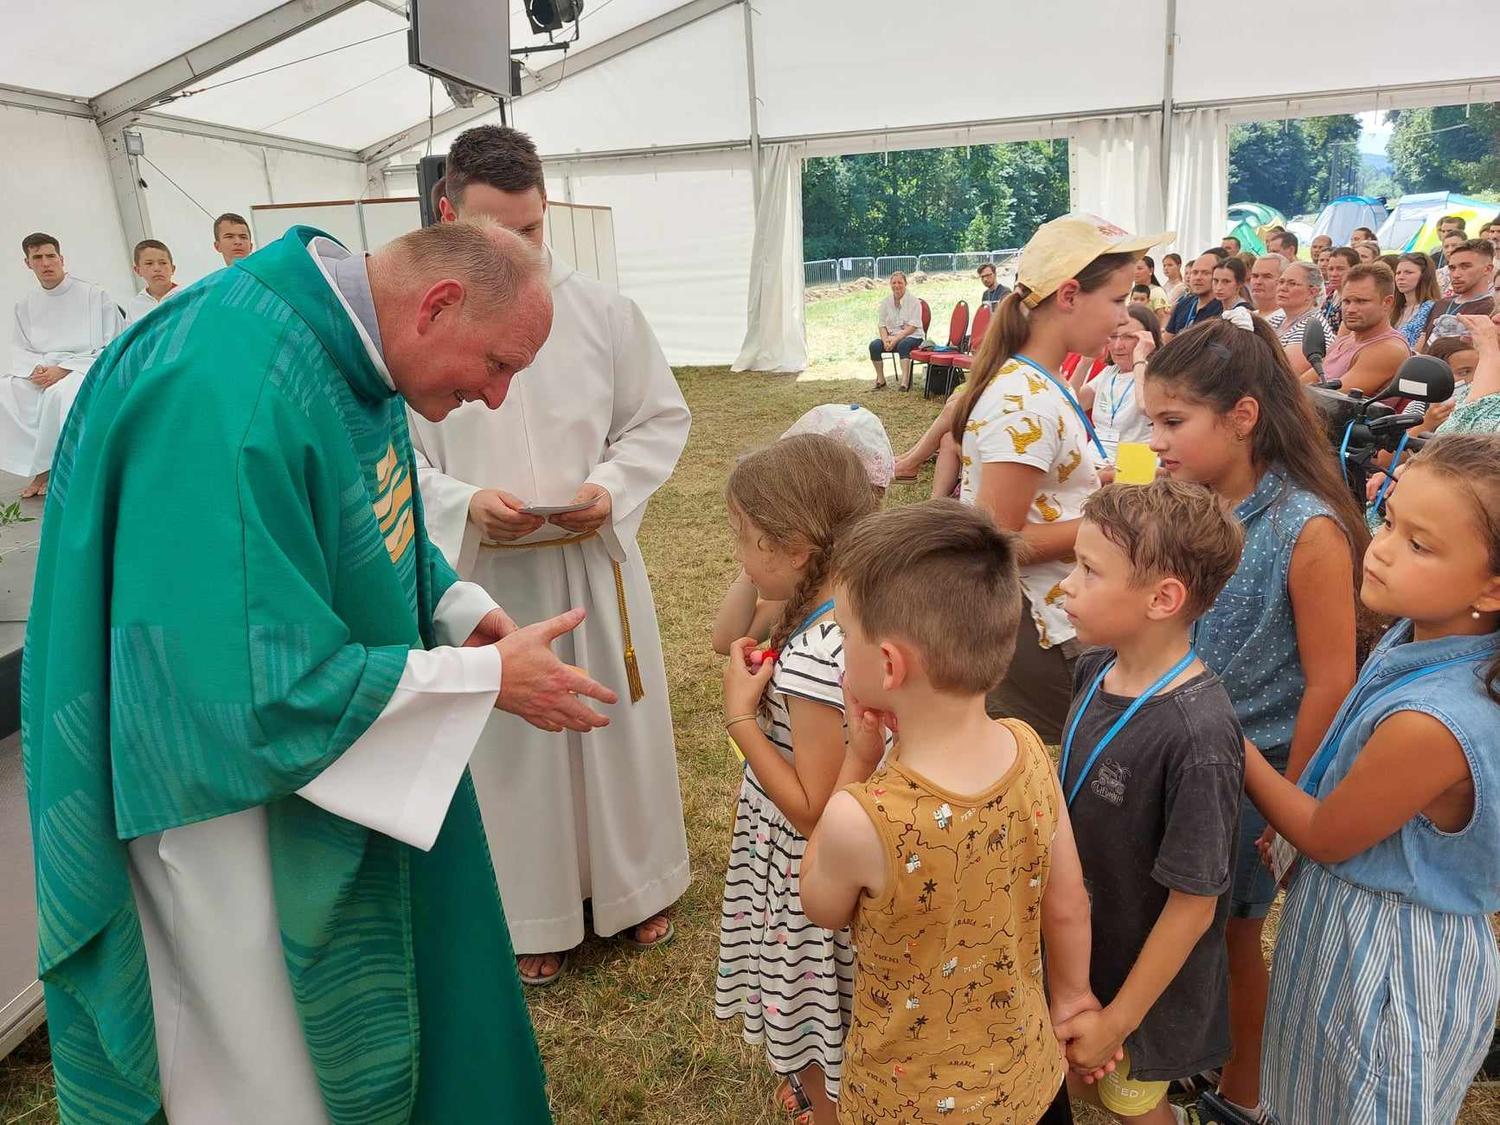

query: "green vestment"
left=23, top=227, right=550, bottom=1123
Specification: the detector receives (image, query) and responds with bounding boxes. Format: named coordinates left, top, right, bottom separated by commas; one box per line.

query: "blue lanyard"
left=1106, top=367, right=1129, bottom=427
left=1058, top=649, right=1197, bottom=807
left=1297, top=650, right=1482, bottom=796
left=790, top=599, right=836, bottom=640
left=1013, top=352, right=1110, bottom=462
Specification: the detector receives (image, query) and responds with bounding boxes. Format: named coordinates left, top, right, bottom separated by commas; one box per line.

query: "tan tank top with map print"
left=838, top=719, right=1064, bottom=1124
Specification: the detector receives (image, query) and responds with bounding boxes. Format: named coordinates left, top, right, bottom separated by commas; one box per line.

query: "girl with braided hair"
left=715, top=433, right=881, bottom=1124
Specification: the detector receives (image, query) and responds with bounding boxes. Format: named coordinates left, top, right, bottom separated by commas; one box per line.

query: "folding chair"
left=912, top=301, right=970, bottom=399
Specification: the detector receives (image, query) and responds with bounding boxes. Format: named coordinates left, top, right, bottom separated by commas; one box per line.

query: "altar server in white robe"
left=410, top=124, right=691, bottom=985
left=124, top=238, right=180, bottom=323
left=2, top=232, right=123, bottom=496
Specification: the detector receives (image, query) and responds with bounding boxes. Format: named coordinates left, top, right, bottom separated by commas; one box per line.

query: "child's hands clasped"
left=841, top=682, right=892, bottom=773
left=1054, top=1005, right=1127, bottom=1082
left=724, top=636, right=775, bottom=720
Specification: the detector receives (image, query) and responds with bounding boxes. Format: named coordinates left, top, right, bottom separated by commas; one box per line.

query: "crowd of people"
left=12, top=119, right=1500, bottom=1125
left=724, top=212, right=1500, bottom=1124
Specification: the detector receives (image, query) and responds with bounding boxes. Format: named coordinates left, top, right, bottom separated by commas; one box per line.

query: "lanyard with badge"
left=1261, top=649, right=1483, bottom=882
left=1012, top=352, right=1111, bottom=462
left=1057, top=649, right=1197, bottom=807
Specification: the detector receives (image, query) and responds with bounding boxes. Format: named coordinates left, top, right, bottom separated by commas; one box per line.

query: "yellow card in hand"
left=1115, top=442, right=1158, bottom=484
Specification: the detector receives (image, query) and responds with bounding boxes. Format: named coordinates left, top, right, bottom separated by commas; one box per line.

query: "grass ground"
left=4, top=362, right=1499, bottom=1123
left=804, top=274, right=977, bottom=383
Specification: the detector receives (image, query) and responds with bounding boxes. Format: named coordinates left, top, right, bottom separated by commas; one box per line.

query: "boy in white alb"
left=125, top=239, right=180, bottom=323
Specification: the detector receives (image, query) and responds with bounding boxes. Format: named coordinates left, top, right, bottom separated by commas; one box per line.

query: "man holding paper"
left=410, top=125, right=691, bottom=986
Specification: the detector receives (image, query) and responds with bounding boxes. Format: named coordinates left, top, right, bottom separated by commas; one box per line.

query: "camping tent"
left=1226, top=201, right=1285, bottom=254
left=2, top=1, right=1500, bottom=370
left=1378, top=192, right=1498, bottom=253
left=1309, top=196, right=1389, bottom=250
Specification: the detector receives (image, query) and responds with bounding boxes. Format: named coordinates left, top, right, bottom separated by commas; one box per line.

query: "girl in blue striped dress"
left=1244, top=433, right=1500, bottom=1124
left=715, top=434, right=881, bottom=1124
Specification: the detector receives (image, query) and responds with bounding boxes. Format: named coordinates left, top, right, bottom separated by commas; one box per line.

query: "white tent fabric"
left=5, top=0, right=1500, bottom=370
left=0, top=104, right=134, bottom=325
left=1069, top=114, right=1167, bottom=248
left=733, top=144, right=806, bottom=373
left=1166, top=108, right=1230, bottom=263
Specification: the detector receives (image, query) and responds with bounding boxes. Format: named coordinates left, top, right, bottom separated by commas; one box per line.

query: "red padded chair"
left=912, top=301, right=970, bottom=399
left=949, top=303, right=994, bottom=374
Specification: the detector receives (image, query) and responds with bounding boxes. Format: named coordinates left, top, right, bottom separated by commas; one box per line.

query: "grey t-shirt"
left=1061, top=648, right=1244, bottom=1082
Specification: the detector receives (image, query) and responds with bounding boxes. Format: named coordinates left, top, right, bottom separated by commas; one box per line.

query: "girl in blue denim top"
left=1245, top=433, right=1500, bottom=1124
left=1140, top=315, right=1369, bottom=1120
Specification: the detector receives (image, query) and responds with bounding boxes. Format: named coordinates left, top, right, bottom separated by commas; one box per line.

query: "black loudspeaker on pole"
left=417, top=155, right=447, bottom=227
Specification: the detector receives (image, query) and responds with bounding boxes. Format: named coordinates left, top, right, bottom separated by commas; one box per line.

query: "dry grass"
left=4, top=365, right=1499, bottom=1124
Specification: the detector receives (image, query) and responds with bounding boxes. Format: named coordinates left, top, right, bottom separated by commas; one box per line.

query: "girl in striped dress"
left=1244, top=433, right=1500, bottom=1124
left=716, top=433, right=880, bottom=1123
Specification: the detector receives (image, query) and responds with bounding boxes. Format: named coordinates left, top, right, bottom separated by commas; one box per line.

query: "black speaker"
left=525, top=0, right=583, bottom=34
left=417, top=155, right=447, bottom=227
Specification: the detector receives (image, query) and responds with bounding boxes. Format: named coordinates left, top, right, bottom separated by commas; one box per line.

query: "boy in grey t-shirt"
left=1053, top=481, right=1247, bottom=1124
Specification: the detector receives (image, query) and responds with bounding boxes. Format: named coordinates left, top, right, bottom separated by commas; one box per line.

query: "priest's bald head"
left=439, top=125, right=547, bottom=247
left=369, top=218, right=553, bottom=421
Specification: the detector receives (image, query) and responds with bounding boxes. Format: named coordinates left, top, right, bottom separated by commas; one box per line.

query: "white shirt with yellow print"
left=958, top=356, right=1100, bottom=649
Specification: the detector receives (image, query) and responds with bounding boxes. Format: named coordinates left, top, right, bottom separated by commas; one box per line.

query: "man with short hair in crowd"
left=1437, top=230, right=1468, bottom=294
left=1318, top=263, right=1409, bottom=393
left=977, top=261, right=1009, bottom=309
left=1248, top=254, right=1284, bottom=318
left=1310, top=233, right=1333, bottom=259
left=212, top=212, right=254, bottom=267
left=1322, top=246, right=1359, bottom=333
left=869, top=270, right=924, bottom=390
left=1350, top=226, right=1377, bottom=245
left=1431, top=214, right=1467, bottom=268
left=1419, top=238, right=1496, bottom=352
left=1163, top=252, right=1222, bottom=341
left=1481, top=217, right=1500, bottom=255
left=1266, top=229, right=1299, bottom=263
left=1221, top=235, right=1242, bottom=255
left=1267, top=260, right=1334, bottom=379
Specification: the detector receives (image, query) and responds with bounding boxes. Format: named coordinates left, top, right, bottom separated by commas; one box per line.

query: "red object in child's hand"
left=749, top=647, right=779, bottom=668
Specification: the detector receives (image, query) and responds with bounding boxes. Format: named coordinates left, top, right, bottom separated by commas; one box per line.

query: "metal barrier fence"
left=804, top=249, right=1021, bottom=288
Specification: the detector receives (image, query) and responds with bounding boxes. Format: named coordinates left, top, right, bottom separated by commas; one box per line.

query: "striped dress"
left=714, top=619, right=857, bottom=1092
left=1262, top=622, right=1500, bottom=1124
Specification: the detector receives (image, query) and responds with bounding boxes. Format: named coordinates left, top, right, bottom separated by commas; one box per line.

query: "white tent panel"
left=752, top=0, right=1165, bottom=141
left=0, top=0, right=289, bottom=98
left=0, top=104, right=133, bottom=328
left=510, top=6, right=749, bottom=158
left=1173, top=0, right=1486, bottom=104
left=151, top=5, right=448, bottom=151
left=134, top=125, right=364, bottom=286
left=546, top=150, right=754, bottom=365
left=360, top=197, right=423, bottom=245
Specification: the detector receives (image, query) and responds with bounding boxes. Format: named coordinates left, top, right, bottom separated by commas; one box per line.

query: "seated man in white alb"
left=125, top=239, right=180, bottom=323
left=1, top=232, right=123, bottom=497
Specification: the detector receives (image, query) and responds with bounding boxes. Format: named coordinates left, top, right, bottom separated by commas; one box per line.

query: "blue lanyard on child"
left=1296, top=651, right=1483, bottom=796
left=1013, top=352, right=1110, bottom=462
left=1057, top=649, right=1197, bottom=807
left=789, top=599, right=836, bottom=640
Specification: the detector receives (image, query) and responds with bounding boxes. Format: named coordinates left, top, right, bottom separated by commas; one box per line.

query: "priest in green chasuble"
left=23, top=219, right=614, bottom=1124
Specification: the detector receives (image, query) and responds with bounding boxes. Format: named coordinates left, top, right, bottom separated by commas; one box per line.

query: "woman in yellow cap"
left=950, top=213, right=1171, bottom=740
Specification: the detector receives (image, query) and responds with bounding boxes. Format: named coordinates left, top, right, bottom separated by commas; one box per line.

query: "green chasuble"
left=23, top=227, right=550, bottom=1123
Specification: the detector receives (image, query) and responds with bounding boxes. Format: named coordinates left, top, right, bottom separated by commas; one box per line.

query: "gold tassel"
left=612, top=559, right=645, bottom=703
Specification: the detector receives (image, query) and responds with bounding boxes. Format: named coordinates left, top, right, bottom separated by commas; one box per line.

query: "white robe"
left=410, top=248, right=692, bottom=953
left=124, top=242, right=509, bottom=1124
left=125, top=284, right=178, bottom=324
left=0, top=274, right=123, bottom=476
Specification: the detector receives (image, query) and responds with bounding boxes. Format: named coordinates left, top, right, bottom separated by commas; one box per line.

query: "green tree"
left=1228, top=121, right=1314, bottom=216
left=1389, top=104, right=1500, bottom=195
left=1303, top=114, right=1363, bottom=207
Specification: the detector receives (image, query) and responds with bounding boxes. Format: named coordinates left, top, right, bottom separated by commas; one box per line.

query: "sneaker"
left=1196, top=1091, right=1270, bottom=1124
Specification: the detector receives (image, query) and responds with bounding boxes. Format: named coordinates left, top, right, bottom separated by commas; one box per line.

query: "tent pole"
left=742, top=0, right=762, bottom=211
left=100, top=124, right=152, bottom=259
left=1159, top=0, right=1176, bottom=202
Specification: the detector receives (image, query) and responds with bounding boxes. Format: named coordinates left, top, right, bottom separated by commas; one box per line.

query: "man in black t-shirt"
left=977, top=261, right=1009, bottom=308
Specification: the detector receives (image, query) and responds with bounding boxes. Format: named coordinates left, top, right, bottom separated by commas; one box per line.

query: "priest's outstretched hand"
left=470, top=488, right=546, bottom=542
left=549, top=483, right=612, bottom=534
left=495, top=606, right=619, bottom=733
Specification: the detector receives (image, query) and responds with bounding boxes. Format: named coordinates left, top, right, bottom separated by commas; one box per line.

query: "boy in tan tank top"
left=801, top=500, right=1109, bottom=1125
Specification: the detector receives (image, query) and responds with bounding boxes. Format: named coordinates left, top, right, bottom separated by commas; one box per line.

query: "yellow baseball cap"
left=1017, top=213, right=1174, bottom=308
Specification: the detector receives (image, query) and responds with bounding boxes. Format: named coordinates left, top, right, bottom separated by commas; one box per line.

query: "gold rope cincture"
left=480, top=530, right=645, bottom=703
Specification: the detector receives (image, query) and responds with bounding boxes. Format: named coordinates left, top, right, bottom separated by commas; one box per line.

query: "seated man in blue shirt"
left=1163, top=252, right=1222, bottom=341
